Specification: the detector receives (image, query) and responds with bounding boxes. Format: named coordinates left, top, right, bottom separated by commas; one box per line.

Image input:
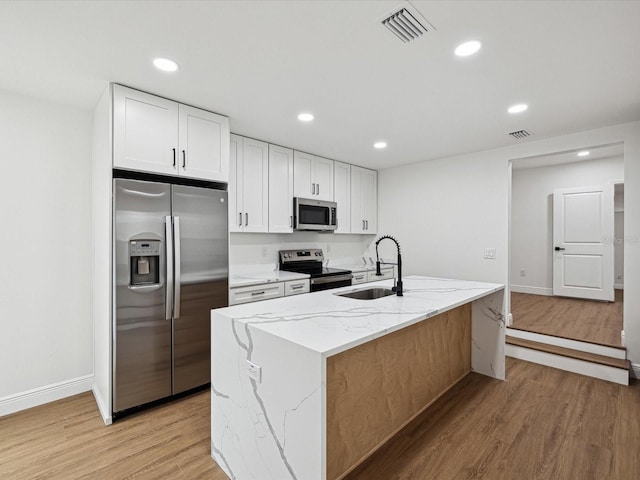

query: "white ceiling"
left=512, top=142, right=624, bottom=170
left=1, top=1, right=639, bottom=170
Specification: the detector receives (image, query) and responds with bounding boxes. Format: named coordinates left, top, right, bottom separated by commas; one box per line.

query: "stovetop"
left=279, top=249, right=352, bottom=278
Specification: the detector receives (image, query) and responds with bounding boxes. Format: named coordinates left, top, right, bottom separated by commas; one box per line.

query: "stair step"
left=506, top=336, right=630, bottom=370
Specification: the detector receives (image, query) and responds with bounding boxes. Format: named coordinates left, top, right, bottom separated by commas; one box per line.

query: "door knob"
left=554, top=247, right=566, bottom=251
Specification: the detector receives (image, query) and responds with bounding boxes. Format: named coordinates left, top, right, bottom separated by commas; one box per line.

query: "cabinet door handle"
left=182, top=150, right=186, bottom=168
left=172, top=148, right=176, bottom=167
left=245, top=213, right=248, bottom=226
left=311, top=183, right=315, bottom=195
left=290, top=215, right=293, bottom=227
left=238, top=212, right=242, bottom=227
left=291, top=285, right=304, bottom=290
left=362, top=219, right=365, bottom=230
left=251, top=291, right=265, bottom=296
left=365, top=220, right=368, bottom=230
left=317, top=183, right=320, bottom=196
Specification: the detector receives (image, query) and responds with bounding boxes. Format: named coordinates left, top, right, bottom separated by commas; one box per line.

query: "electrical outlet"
left=326, top=243, right=331, bottom=253
left=247, top=360, right=262, bottom=383
left=519, top=269, right=526, bottom=277
left=483, top=248, right=496, bottom=260
left=617, top=274, right=623, bottom=280
left=261, top=247, right=268, bottom=258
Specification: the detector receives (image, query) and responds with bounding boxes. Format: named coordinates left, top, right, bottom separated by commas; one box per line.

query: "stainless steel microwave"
left=293, top=197, right=337, bottom=231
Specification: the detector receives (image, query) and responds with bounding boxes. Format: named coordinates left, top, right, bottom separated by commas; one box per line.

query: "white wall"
left=0, top=89, right=93, bottom=413
left=377, top=121, right=640, bottom=370
left=230, top=232, right=375, bottom=267
left=511, top=156, right=624, bottom=294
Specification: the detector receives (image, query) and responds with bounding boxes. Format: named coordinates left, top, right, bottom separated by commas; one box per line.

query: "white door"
left=334, top=161, right=351, bottom=234
left=313, top=156, right=334, bottom=201
left=228, top=135, right=242, bottom=232
left=178, top=104, right=229, bottom=182
left=241, top=138, right=269, bottom=233
left=113, top=85, right=178, bottom=175
left=293, top=151, right=314, bottom=198
left=362, top=168, right=377, bottom=233
left=350, top=166, right=365, bottom=233
left=268, top=144, right=294, bottom=233
left=552, top=185, right=614, bottom=301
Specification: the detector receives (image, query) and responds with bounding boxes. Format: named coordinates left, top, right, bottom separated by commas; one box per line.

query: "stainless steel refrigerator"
left=113, top=176, right=228, bottom=416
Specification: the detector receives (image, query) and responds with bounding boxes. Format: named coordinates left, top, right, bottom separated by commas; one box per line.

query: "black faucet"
left=375, top=235, right=403, bottom=296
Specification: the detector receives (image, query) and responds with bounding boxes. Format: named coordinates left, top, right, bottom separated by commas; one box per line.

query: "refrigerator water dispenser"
left=129, top=240, right=160, bottom=286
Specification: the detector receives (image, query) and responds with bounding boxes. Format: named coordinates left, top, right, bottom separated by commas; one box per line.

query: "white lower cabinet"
left=284, top=279, right=310, bottom=296
left=367, top=267, right=394, bottom=282
left=230, top=279, right=310, bottom=305
left=351, top=271, right=368, bottom=285
left=230, top=283, right=285, bottom=306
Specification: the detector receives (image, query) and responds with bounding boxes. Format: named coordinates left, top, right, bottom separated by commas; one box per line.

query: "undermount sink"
left=336, top=287, right=395, bottom=300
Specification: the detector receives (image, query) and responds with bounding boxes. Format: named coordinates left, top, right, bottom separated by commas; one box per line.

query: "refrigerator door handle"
left=165, top=216, right=174, bottom=320
left=173, top=216, right=181, bottom=319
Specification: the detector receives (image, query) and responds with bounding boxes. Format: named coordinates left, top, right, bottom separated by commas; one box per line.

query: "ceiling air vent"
left=380, top=2, right=434, bottom=43
left=509, top=129, right=532, bottom=139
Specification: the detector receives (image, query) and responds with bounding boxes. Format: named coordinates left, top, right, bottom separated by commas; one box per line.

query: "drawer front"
left=367, top=268, right=394, bottom=282
left=230, top=283, right=285, bottom=305
left=351, top=271, right=369, bottom=285
left=284, top=279, right=310, bottom=296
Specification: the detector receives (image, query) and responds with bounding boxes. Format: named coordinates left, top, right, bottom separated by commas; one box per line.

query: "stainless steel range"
left=279, top=249, right=352, bottom=291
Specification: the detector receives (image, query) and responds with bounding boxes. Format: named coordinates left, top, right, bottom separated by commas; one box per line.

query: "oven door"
left=294, top=198, right=337, bottom=231
left=310, top=274, right=353, bottom=292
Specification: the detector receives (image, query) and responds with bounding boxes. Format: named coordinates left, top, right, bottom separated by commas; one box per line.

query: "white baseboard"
left=506, top=344, right=629, bottom=385
left=510, top=285, right=553, bottom=296
left=632, top=363, right=640, bottom=379
left=0, top=374, right=93, bottom=417
left=506, top=327, right=626, bottom=359
left=92, top=385, right=112, bottom=425
left=615, top=284, right=624, bottom=290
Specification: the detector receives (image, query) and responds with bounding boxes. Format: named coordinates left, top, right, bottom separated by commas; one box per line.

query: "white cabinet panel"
left=269, top=145, right=294, bottom=233
left=230, top=283, right=284, bottom=305
left=113, top=85, right=178, bottom=175
left=284, top=279, right=310, bottom=296
left=293, top=151, right=334, bottom=201
left=229, top=136, right=269, bottom=233
left=351, top=271, right=368, bottom=285
left=178, top=104, right=229, bottom=182
left=350, top=166, right=377, bottom=234
left=334, top=161, right=351, bottom=234
left=368, top=267, right=394, bottom=282
left=314, top=156, right=334, bottom=201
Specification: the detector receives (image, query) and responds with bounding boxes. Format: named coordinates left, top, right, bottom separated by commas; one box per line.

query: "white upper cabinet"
left=293, top=151, right=334, bottom=201
left=229, top=135, right=269, bottom=233
left=350, top=166, right=377, bottom=234
left=268, top=144, right=294, bottom=233
left=113, top=85, right=229, bottom=182
left=113, top=85, right=179, bottom=175
left=178, top=104, right=230, bottom=182
left=333, top=161, right=351, bottom=234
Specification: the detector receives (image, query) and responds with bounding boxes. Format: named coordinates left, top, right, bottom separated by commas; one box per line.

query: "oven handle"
left=310, top=273, right=353, bottom=285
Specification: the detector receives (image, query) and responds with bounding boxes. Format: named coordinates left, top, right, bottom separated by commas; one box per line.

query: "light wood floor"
left=511, top=290, right=623, bottom=347
left=1, top=359, right=638, bottom=480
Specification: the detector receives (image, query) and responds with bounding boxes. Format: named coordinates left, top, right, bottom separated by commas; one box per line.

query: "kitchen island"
left=211, top=275, right=505, bottom=480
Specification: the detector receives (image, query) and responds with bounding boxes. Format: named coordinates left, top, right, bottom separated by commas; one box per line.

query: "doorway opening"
left=509, top=143, right=624, bottom=348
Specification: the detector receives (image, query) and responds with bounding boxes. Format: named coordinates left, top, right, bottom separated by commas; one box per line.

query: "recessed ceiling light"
left=507, top=103, right=528, bottom=114
left=577, top=150, right=590, bottom=157
left=374, top=141, right=387, bottom=149
left=153, top=57, right=179, bottom=72
left=297, top=113, right=314, bottom=122
left=454, top=40, right=482, bottom=57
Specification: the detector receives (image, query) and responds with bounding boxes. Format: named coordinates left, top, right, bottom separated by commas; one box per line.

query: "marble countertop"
left=214, top=275, right=504, bottom=356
